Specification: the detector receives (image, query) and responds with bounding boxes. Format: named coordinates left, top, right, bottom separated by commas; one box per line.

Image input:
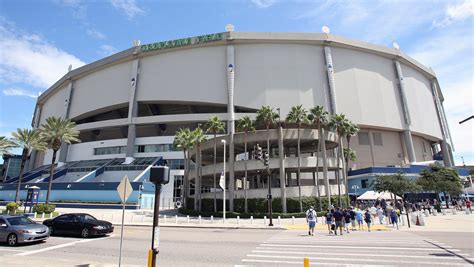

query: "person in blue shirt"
left=355, top=209, right=364, bottom=230
left=390, top=209, right=399, bottom=230
left=306, top=206, right=317, bottom=236
left=325, top=209, right=334, bottom=235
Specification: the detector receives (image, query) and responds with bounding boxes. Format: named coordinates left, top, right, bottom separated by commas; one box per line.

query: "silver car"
left=0, top=215, right=50, bottom=246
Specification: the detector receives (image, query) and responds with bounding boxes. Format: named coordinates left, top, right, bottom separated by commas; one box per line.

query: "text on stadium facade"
left=141, top=33, right=224, bottom=52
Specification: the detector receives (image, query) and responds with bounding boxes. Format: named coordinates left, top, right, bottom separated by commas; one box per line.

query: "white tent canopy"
left=357, top=190, right=402, bottom=200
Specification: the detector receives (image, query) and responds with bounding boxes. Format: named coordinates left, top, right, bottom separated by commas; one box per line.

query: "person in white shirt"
left=306, top=206, right=318, bottom=236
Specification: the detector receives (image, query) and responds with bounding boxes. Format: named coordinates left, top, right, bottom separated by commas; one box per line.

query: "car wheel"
left=49, top=226, right=54, bottom=236
left=7, top=234, right=18, bottom=246
left=81, top=228, right=90, bottom=238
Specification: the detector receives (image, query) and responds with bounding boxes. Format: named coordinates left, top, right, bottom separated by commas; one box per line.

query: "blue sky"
left=0, top=0, right=472, bottom=165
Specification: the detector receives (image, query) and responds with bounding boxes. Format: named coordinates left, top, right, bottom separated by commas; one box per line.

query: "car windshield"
left=77, top=214, right=97, bottom=222
left=7, top=217, right=35, bottom=225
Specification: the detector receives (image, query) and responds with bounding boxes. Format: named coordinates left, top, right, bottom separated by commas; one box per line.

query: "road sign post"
left=117, top=175, right=133, bottom=267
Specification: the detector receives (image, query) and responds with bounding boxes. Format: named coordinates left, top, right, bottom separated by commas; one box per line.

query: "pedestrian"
left=364, top=209, right=372, bottom=232
left=344, top=209, right=351, bottom=233
left=376, top=207, right=384, bottom=224
left=466, top=199, right=472, bottom=213
left=349, top=207, right=356, bottom=231
left=333, top=207, right=344, bottom=236
left=356, top=209, right=364, bottom=230
left=306, top=206, right=317, bottom=236
left=390, top=209, right=399, bottom=230
left=326, top=209, right=334, bottom=235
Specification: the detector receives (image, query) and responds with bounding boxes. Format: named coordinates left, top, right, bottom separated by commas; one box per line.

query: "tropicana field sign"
left=141, top=33, right=224, bottom=52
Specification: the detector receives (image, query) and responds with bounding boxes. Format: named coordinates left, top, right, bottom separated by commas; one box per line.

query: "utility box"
left=149, top=166, right=170, bottom=185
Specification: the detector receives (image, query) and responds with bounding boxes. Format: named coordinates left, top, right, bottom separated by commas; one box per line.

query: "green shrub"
left=33, top=204, right=56, bottom=214
left=6, top=202, right=19, bottom=213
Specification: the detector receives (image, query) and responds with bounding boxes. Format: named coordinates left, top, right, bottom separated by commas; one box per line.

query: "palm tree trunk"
left=339, top=139, right=347, bottom=207
left=321, top=128, right=331, bottom=208
left=198, top=145, right=202, bottom=212
left=297, top=125, right=302, bottom=212
left=244, top=132, right=248, bottom=213
left=15, top=148, right=28, bottom=203
left=316, top=124, right=322, bottom=211
left=337, top=136, right=342, bottom=207
left=213, top=134, right=217, bottom=213
left=46, top=150, right=58, bottom=204
left=183, top=150, right=188, bottom=208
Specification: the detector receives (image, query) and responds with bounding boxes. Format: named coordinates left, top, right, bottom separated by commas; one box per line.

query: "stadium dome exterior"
left=23, top=30, right=453, bottom=211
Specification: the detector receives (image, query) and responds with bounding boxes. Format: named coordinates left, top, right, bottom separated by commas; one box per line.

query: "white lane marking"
left=242, top=259, right=383, bottom=266
left=263, top=241, right=451, bottom=248
left=251, top=250, right=468, bottom=260
left=16, top=235, right=115, bottom=256
left=259, top=244, right=461, bottom=252
left=254, top=247, right=471, bottom=256
left=0, top=248, right=22, bottom=252
left=246, top=254, right=470, bottom=266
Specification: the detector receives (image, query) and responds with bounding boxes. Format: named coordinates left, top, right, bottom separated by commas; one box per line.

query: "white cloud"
left=433, top=0, right=474, bottom=27
left=0, top=18, right=85, bottom=89
left=86, top=28, right=106, bottom=40
left=250, top=0, right=277, bottom=8
left=109, top=0, right=144, bottom=19
left=2, top=88, right=38, bottom=98
left=99, top=44, right=118, bottom=56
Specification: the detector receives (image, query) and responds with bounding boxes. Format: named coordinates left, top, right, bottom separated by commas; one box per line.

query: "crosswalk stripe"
left=253, top=247, right=471, bottom=256
left=259, top=243, right=461, bottom=252
left=245, top=254, right=471, bottom=266
left=242, top=259, right=365, bottom=266
left=251, top=250, right=468, bottom=260
left=263, top=241, right=451, bottom=247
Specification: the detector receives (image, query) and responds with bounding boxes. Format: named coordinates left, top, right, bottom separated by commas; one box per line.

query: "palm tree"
left=237, top=116, right=255, bottom=213
left=285, top=105, right=308, bottom=212
left=11, top=129, right=47, bottom=202
left=0, top=136, right=16, bottom=155
left=329, top=113, right=347, bottom=207
left=174, top=128, right=194, bottom=208
left=39, top=117, right=80, bottom=204
left=205, top=116, right=225, bottom=213
left=343, top=121, right=359, bottom=202
left=192, top=127, right=207, bottom=212
left=256, top=106, right=279, bottom=207
left=308, top=106, right=330, bottom=211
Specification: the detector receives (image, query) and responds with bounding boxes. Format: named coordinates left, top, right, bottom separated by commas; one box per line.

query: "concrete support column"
left=431, top=80, right=454, bottom=167
left=58, top=82, right=74, bottom=165
left=125, top=59, right=140, bottom=164
left=324, top=46, right=338, bottom=114
left=278, top=126, right=287, bottom=213
left=394, top=60, right=416, bottom=163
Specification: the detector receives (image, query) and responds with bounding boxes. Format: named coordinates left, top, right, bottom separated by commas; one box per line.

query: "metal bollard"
left=401, top=214, right=405, bottom=226
left=452, top=209, right=457, bottom=215
left=164, top=215, right=167, bottom=224
left=211, top=215, right=214, bottom=223
left=175, top=215, right=178, bottom=223
left=42, top=213, right=45, bottom=219
left=292, top=216, right=295, bottom=225
left=198, top=215, right=201, bottom=224
left=278, top=216, right=281, bottom=225
left=237, top=216, right=240, bottom=224
left=131, top=215, right=135, bottom=222
left=304, top=257, right=309, bottom=267
left=111, top=214, right=114, bottom=222
left=50, top=213, right=53, bottom=219
left=250, top=216, right=253, bottom=224
left=424, top=210, right=429, bottom=217
left=34, top=212, right=37, bottom=218
left=442, top=209, right=446, bottom=215
left=264, top=216, right=267, bottom=225
left=187, top=215, right=190, bottom=224
left=433, top=210, right=438, bottom=216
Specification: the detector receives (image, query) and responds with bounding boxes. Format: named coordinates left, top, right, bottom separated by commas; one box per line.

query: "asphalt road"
left=0, top=226, right=473, bottom=266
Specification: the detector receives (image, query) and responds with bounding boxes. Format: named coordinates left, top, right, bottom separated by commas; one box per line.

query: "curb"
left=111, top=223, right=287, bottom=230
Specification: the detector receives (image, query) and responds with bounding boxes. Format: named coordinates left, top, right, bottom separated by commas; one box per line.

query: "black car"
left=43, top=213, right=114, bottom=238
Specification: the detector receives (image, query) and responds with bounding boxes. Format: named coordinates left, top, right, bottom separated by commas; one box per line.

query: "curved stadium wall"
left=24, top=31, right=453, bottom=210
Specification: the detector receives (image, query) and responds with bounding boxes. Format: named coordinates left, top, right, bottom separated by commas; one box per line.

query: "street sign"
left=219, top=172, right=225, bottom=189
left=153, top=227, right=160, bottom=249
left=117, top=176, right=133, bottom=203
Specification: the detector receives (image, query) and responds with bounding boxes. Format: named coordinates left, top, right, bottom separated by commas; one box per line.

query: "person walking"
left=466, top=199, right=472, bottom=213
left=356, top=208, right=364, bottom=230
left=390, top=209, right=399, bottom=230
left=344, top=209, right=351, bottom=233
left=349, top=207, right=356, bottom=231
left=326, top=209, right=334, bottom=235
left=376, top=207, right=384, bottom=224
left=306, top=206, right=317, bottom=236
left=364, top=209, right=372, bottom=232
left=333, top=207, right=344, bottom=236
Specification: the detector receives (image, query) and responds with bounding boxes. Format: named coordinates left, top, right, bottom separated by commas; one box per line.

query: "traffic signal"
left=256, top=144, right=263, bottom=160
left=263, top=152, right=269, bottom=166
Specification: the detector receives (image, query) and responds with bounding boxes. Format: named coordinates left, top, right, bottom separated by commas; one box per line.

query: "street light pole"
left=221, top=139, right=226, bottom=223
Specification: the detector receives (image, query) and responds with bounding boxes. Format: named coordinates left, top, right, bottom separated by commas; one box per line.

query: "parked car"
left=43, top=213, right=113, bottom=238
left=0, top=215, right=50, bottom=246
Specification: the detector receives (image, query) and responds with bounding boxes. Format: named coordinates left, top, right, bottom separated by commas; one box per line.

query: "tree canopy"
left=373, top=172, right=421, bottom=198
left=417, top=164, right=463, bottom=196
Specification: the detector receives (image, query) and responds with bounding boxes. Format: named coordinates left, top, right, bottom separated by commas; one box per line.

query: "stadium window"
left=372, top=133, right=383, bottom=146
left=358, top=132, right=370, bottom=145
